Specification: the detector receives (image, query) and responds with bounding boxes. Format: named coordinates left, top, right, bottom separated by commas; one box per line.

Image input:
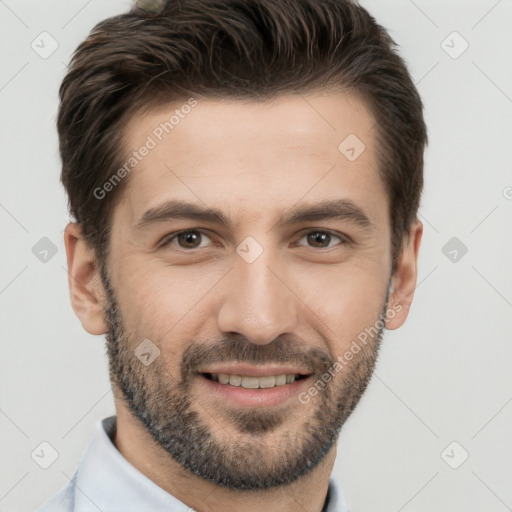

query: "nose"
left=216, top=247, right=299, bottom=345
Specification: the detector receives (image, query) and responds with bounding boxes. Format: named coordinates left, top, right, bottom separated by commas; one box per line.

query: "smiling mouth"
left=202, top=372, right=310, bottom=389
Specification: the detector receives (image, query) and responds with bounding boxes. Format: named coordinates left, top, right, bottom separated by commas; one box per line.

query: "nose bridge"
left=217, top=239, right=298, bottom=345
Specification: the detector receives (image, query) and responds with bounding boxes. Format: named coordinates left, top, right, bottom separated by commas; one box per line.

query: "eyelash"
left=160, top=229, right=349, bottom=251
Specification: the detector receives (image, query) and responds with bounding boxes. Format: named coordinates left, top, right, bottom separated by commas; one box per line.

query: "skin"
left=64, top=91, right=422, bottom=512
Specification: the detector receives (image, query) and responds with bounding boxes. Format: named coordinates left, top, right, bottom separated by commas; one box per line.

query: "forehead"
left=115, top=92, right=385, bottom=230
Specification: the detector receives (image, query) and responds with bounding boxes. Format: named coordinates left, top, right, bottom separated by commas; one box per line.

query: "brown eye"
left=162, top=230, right=213, bottom=250
left=297, top=230, right=346, bottom=249
left=177, top=231, right=201, bottom=249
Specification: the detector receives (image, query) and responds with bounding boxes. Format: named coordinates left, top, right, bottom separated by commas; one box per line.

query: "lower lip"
left=198, top=374, right=312, bottom=408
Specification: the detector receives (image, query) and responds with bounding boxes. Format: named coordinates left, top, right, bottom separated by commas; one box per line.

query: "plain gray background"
left=1, top=0, right=511, bottom=511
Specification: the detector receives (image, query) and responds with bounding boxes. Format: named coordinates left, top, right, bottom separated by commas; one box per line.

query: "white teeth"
left=209, top=373, right=302, bottom=388
left=218, top=374, right=230, bottom=385
left=259, top=376, right=276, bottom=388
left=241, top=376, right=260, bottom=389
left=275, top=374, right=287, bottom=386
left=229, top=374, right=241, bottom=386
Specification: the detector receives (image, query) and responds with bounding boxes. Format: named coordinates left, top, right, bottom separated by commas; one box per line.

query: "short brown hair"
left=58, top=0, right=427, bottom=273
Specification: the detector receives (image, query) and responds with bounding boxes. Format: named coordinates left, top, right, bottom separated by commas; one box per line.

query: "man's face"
left=101, top=92, right=396, bottom=489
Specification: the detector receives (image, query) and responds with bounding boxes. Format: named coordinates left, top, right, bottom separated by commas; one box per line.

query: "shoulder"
left=33, top=480, right=75, bottom=512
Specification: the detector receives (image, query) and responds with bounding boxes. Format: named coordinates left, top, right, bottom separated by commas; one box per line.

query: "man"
left=36, top=0, right=426, bottom=510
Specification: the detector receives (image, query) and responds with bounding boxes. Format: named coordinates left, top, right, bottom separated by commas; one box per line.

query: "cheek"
left=113, top=259, right=218, bottom=348
left=113, top=237, right=390, bottom=361
left=297, top=261, right=389, bottom=355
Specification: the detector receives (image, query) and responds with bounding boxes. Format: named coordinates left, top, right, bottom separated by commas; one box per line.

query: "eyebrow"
left=134, top=198, right=375, bottom=232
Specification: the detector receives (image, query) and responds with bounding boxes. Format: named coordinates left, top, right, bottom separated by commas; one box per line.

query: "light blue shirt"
left=35, top=416, right=349, bottom=511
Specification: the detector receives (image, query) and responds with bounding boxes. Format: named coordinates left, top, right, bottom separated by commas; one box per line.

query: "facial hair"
left=101, top=266, right=389, bottom=490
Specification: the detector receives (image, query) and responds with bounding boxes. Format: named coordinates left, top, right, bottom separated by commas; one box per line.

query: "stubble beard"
left=102, top=267, right=387, bottom=490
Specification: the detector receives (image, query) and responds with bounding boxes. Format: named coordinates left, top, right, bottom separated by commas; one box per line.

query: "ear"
left=64, top=222, right=108, bottom=335
left=385, top=219, right=423, bottom=330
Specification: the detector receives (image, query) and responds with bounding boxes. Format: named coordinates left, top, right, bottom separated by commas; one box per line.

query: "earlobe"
left=64, top=222, right=108, bottom=335
left=385, top=220, right=423, bottom=330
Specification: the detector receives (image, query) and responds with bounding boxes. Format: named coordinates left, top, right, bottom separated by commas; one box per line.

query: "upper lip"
left=199, top=363, right=311, bottom=377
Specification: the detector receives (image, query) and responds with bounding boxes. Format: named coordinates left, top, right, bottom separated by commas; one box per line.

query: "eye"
left=161, top=230, right=214, bottom=250
left=160, top=229, right=348, bottom=252
left=295, top=230, right=348, bottom=249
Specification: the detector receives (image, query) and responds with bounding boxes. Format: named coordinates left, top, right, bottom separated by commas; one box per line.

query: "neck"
left=113, top=403, right=337, bottom=512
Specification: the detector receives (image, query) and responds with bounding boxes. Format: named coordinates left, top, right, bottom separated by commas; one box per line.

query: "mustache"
left=180, top=334, right=334, bottom=379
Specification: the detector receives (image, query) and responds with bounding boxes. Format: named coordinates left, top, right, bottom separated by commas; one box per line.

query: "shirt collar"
left=72, top=416, right=349, bottom=511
